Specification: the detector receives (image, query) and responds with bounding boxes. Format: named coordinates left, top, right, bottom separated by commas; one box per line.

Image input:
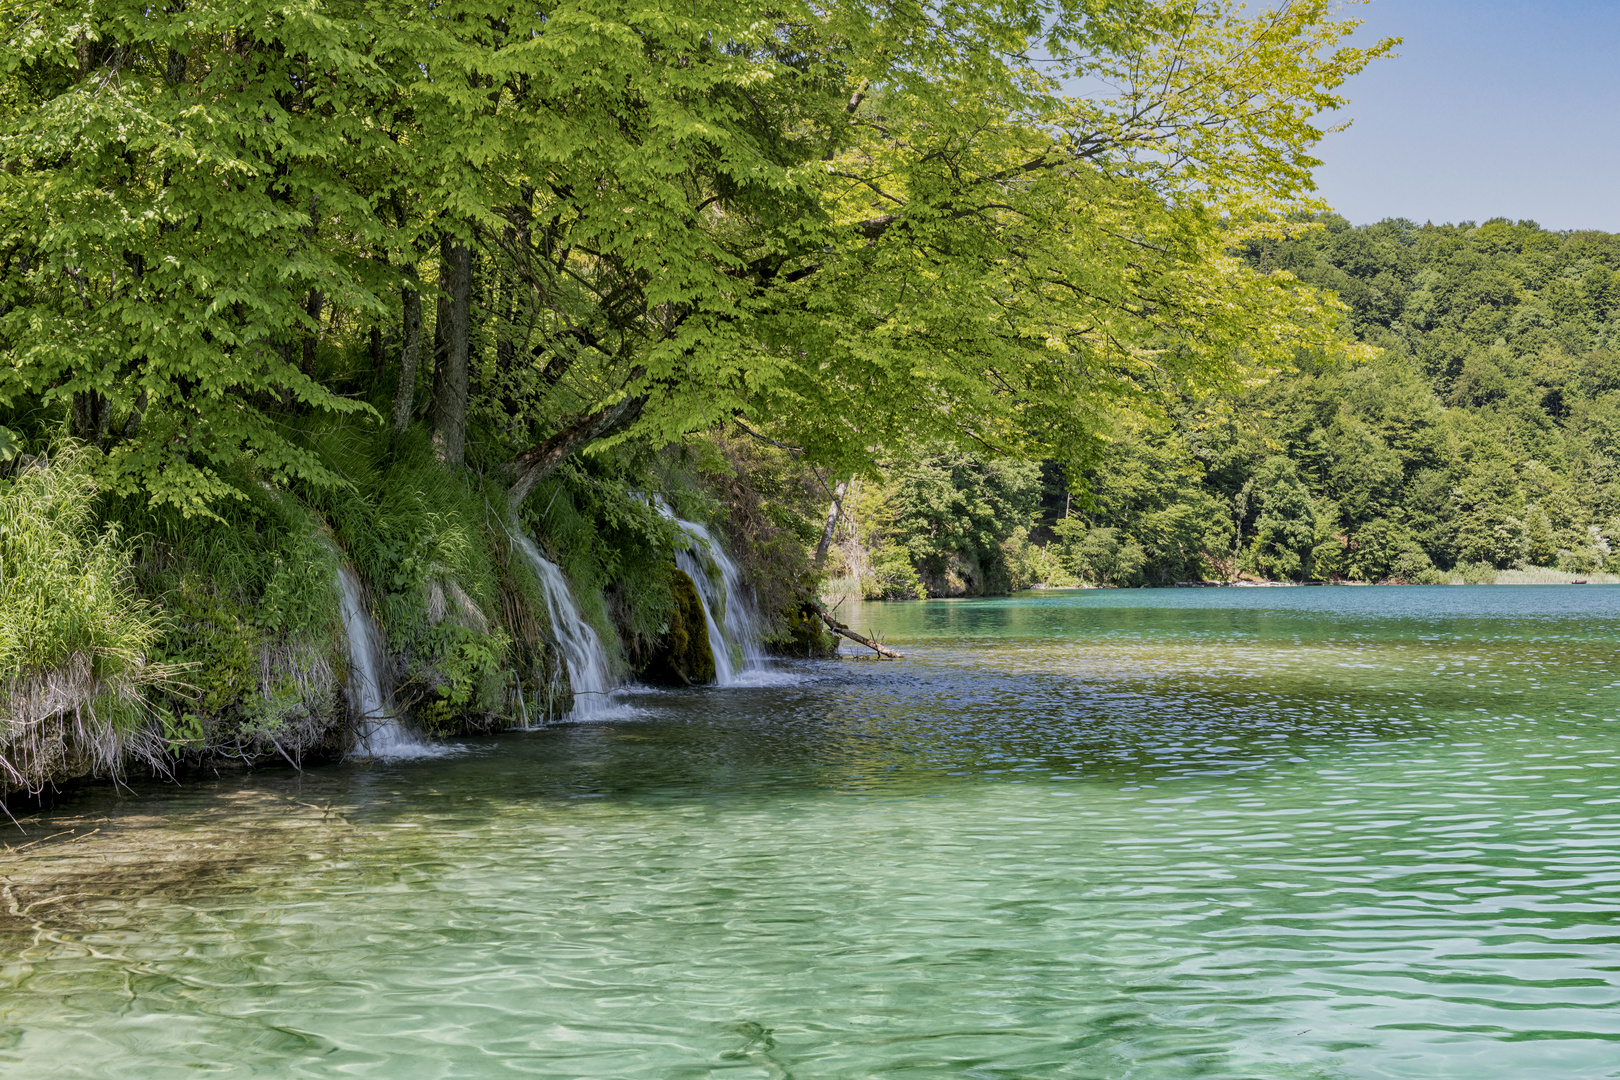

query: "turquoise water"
left=5, top=586, right=1620, bottom=1078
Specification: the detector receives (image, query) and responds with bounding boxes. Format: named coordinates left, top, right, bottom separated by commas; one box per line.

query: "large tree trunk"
left=393, top=266, right=422, bottom=433
left=122, top=390, right=148, bottom=440
left=300, top=194, right=321, bottom=377
left=430, top=234, right=472, bottom=467
left=300, top=287, right=323, bottom=377
left=70, top=390, right=110, bottom=446
left=165, top=40, right=187, bottom=85
left=505, top=392, right=646, bottom=507
left=814, top=478, right=849, bottom=565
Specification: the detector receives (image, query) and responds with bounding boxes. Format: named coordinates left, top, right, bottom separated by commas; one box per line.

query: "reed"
left=1490, top=567, right=1620, bottom=585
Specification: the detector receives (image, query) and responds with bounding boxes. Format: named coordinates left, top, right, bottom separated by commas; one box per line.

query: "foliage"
left=302, top=426, right=512, bottom=722
left=0, top=0, right=1401, bottom=776
left=743, top=0, right=1385, bottom=477
left=841, top=218, right=1620, bottom=589
left=1242, top=457, right=1321, bottom=581
left=879, top=448, right=1042, bottom=596
left=107, top=460, right=342, bottom=754
left=1, top=0, right=1384, bottom=518
left=1221, top=216, right=1620, bottom=577
left=681, top=430, right=832, bottom=641
left=0, top=0, right=382, bottom=513
left=830, top=477, right=927, bottom=601
left=525, top=453, right=679, bottom=668
left=0, top=445, right=161, bottom=682
left=1051, top=521, right=1147, bottom=587
left=0, top=445, right=167, bottom=788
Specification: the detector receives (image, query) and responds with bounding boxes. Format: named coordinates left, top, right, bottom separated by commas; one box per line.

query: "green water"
left=5, top=586, right=1620, bottom=1078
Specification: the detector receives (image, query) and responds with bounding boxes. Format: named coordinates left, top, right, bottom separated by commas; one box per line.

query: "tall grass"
left=0, top=447, right=166, bottom=789
left=111, top=469, right=341, bottom=639
left=0, top=448, right=161, bottom=680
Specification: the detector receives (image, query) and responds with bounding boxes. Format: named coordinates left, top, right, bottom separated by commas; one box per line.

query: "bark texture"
left=814, top=479, right=848, bottom=565
left=810, top=601, right=904, bottom=658
left=393, top=268, right=422, bottom=433
left=505, top=392, right=646, bottom=507
left=430, top=235, right=472, bottom=467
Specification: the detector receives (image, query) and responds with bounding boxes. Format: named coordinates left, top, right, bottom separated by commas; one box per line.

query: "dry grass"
left=1490, top=567, right=1620, bottom=585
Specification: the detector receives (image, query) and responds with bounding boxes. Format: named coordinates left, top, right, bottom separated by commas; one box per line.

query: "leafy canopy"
left=0, top=0, right=1391, bottom=512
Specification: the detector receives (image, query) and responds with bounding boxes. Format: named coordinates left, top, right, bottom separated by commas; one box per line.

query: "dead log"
left=810, top=600, right=904, bottom=659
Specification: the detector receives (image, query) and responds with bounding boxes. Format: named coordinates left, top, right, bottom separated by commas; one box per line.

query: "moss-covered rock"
left=771, top=602, right=840, bottom=659
left=643, top=568, right=715, bottom=685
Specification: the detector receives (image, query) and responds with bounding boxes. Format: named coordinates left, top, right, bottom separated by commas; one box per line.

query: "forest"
left=0, top=0, right=1389, bottom=790
left=832, top=215, right=1620, bottom=596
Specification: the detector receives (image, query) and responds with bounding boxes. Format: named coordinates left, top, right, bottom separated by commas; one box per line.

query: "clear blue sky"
left=1312, top=0, right=1620, bottom=232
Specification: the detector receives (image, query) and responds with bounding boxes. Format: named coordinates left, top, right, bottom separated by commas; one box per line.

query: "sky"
left=1310, top=0, right=1620, bottom=232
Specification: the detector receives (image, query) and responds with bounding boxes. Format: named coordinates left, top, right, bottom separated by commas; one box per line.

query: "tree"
left=2, top=0, right=1391, bottom=519
left=1245, top=456, right=1318, bottom=580
left=887, top=447, right=1041, bottom=595
left=734, top=0, right=1388, bottom=481
left=0, top=2, right=393, bottom=513
left=1053, top=521, right=1147, bottom=587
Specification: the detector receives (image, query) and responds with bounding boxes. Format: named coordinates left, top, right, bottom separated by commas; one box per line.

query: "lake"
left=4, top=586, right=1620, bottom=1078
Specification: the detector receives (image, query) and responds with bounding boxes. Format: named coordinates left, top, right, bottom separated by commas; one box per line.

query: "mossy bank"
left=0, top=429, right=837, bottom=798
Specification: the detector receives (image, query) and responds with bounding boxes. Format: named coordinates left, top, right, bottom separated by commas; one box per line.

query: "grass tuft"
left=0, top=445, right=169, bottom=790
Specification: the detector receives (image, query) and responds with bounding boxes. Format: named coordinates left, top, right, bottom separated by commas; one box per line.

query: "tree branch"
left=810, top=600, right=904, bottom=658
left=505, top=386, right=647, bottom=506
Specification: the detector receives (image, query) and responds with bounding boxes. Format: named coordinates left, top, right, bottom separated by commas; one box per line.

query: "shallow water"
left=5, top=586, right=1620, bottom=1078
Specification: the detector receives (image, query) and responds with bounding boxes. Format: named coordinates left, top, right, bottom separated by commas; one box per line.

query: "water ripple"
left=2, top=587, right=1619, bottom=1078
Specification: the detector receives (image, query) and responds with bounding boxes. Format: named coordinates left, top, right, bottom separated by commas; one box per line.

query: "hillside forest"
left=832, top=216, right=1620, bottom=596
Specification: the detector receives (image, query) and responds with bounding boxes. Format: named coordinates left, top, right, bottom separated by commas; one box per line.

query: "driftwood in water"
left=811, top=601, right=904, bottom=659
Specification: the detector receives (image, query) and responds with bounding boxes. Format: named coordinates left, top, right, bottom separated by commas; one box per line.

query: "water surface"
left=5, top=586, right=1620, bottom=1078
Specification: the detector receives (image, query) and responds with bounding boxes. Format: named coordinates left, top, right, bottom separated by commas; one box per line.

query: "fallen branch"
left=810, top=601, right=904, bottom=659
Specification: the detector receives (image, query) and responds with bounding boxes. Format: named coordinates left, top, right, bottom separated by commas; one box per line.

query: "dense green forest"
left=0, top=0, right=1388, bottom=791
left=832, top=216, right=1620, bottom=595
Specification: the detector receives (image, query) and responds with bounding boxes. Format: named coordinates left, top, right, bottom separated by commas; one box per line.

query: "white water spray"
left=335, top=565, right=433, bottom=759
left=511, top=534, right=620, bottom=720
left=661, top=509, right=768, bottom=685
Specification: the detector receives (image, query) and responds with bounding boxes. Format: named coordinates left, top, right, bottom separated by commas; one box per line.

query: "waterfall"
left=511, top=534, right=620, bottom=721
left=335, top=565, right=432, bottom=759
left=663, top=511, right=768, bottom=685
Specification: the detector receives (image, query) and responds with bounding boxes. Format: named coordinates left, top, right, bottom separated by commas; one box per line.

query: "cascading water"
left=511, top=534, right=620, bottom=720
left=335, top=565, right=430, bottom=758
left=662, top=510, right=768, bottom=685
